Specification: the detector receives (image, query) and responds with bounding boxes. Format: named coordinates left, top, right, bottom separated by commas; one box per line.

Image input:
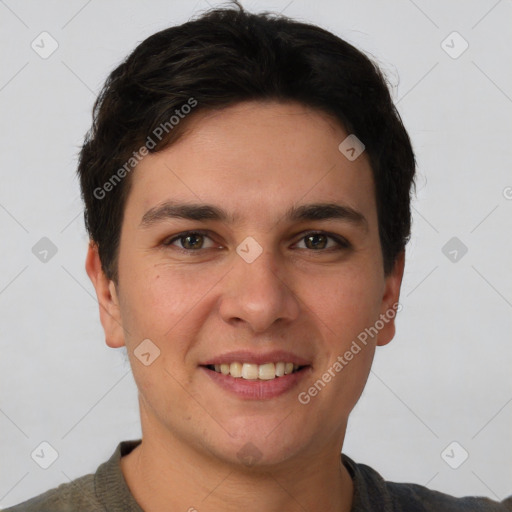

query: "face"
left=87, top=101, right=404, bottom=468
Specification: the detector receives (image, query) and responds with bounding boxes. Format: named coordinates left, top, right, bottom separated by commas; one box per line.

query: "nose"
left=218, top=246, right=300, bottom=333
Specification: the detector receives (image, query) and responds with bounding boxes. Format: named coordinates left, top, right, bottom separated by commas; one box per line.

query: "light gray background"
left=1, top=0, right=511, bottom=508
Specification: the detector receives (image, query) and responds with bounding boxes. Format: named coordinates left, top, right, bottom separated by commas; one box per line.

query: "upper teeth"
left=212, top=362, right=299, bottom=380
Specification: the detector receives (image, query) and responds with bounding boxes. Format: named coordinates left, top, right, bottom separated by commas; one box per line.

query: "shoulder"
left=2, top=473, right=99, bottom=512
left=2, top=439, right=142, bottom=512
left=385, top=480, right=512, bottom=512
left=343, top=454, right=512, bottom=512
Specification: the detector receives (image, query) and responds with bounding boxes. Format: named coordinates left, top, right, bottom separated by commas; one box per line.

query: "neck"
left=121, top=403, right=354, bottom=512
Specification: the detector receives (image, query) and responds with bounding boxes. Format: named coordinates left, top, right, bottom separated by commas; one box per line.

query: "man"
left=5, top=2, right=511, bottom=511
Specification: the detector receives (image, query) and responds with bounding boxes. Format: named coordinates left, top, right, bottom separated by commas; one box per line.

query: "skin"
left=86, top=101, right=405, bottom=512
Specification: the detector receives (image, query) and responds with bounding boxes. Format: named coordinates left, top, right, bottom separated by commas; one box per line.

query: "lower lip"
left=200, top=366, right=310, bottom=400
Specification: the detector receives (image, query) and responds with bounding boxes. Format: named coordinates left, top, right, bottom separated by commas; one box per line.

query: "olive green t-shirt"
left=4, top=439, right=512, bottom=511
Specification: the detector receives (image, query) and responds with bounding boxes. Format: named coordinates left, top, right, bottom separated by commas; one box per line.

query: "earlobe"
left=85, top=241, right=126, bottom=348
left=376, top=250, right=405, bottom=347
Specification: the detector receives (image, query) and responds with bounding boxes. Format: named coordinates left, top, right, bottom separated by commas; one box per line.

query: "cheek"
left=120, top=269, right=201, bottom=400
left=308, top=264, right=383, bottom=391
left=307, top=278, right=380, bottom=417
left=118, top=264, right=220, bottom=345
left=310, top=264, right=384, bottom=338
left=119, top=273, right=171, bottom=337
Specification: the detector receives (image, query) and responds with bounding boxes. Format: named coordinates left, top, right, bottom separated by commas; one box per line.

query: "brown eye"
left=296, top=232, right=350, bottom=251
left=164, top=231, right=216, bottom=251
left=304, top=233, right=328, bottom=250
left=180, top=233, right=204, bottom=250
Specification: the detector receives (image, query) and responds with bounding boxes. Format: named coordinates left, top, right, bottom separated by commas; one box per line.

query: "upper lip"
left=200, top=350, right=311, bottom=366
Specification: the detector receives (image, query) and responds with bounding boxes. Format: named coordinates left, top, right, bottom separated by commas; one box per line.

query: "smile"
left=205, top=362, right=304, bottom=380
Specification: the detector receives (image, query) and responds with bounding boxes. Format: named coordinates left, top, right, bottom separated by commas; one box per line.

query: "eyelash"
left=162, top=229, right=351, bottom=254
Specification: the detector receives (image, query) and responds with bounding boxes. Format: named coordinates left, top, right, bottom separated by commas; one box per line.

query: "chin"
left=206, top=423, right=309, bottom=469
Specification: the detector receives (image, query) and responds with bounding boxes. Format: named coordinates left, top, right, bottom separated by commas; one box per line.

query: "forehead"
left=125, top=101, right=377, bottom=229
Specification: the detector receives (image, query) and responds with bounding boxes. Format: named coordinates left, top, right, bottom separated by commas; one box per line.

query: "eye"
left=294, top=231, right=350, bottom=251
left=162, top=230, right=350, bottom=253
left=163, top=230, right=218, bottom=251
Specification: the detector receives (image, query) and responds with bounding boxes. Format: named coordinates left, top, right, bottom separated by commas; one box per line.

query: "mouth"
left=199, top=354, right=312, bottom=400
left=202, top=362, right=308, bottom=381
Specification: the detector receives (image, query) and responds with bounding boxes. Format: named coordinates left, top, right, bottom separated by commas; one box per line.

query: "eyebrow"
left=140, top=201, right=368, bottom=232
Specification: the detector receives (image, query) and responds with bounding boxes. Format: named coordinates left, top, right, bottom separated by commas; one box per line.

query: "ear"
left=376, top=250, right=405, bottom=347
left=85, top=241, right=126, bottom=348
